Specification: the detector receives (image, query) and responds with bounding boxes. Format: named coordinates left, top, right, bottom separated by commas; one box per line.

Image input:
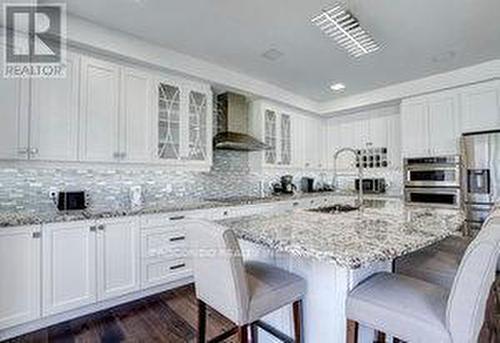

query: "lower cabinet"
left=42, top=221, right=97, bottom=316
left=97, top=218, right=140, bottom=301
left=42, top=218, right=140, bottom=316
left=140, top=223, right=192, bottom=289
left=0, top=226, right=41, bottom=330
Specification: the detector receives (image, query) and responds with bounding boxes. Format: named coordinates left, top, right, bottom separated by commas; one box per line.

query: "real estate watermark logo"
left=3, top=3, right=66, bottom=78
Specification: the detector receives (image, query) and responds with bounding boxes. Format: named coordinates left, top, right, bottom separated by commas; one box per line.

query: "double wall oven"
left=404, top=155, right=461, bottom=208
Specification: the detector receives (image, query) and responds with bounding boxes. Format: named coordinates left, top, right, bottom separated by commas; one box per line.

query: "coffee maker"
left=271, top=175, right=296, bottom=194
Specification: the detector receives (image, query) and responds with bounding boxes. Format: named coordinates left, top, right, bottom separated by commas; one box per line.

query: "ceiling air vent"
left=311, top=2, right=381, bottom=58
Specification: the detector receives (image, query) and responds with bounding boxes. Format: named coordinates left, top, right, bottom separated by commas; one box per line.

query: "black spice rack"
left=355, top=147, right=388, bottom=169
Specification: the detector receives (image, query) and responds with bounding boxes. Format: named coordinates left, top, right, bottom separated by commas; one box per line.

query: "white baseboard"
left=0, top=277, right=193, bottom=341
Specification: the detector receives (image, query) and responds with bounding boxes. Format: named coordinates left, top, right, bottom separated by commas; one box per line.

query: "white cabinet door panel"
left=97, top=218, right=140, bottom=301
left=121, top=68, right=153, bottom=162
left=460, top=81, right=500, bottom=133
left=0, top=226, right=40, bottom=330
left=30, top=53, right=80, bottom=161
left=428, top=94, right=459, bottom=155
left=0, top=65, right=29, bottom=159
left=79, top=57, right=120, bottom=162
left=401, top=99, right=429, bottom=157
left=42, top=222, right=96, bottom=316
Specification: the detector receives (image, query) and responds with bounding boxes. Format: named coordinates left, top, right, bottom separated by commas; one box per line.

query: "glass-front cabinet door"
left=280, top=113, right=291, bottom=165
left=154, top=78, right=212, bottom=167
left=157, top=82, right=181, bottom=160
left=264, top=109, right=277, bottom=164
left=187, top=90, right=208, bottom=161
left=263, top=107, right=292, bottom=167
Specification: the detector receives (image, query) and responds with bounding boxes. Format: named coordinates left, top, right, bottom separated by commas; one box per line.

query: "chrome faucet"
left=333, top=147, right=364, bottom=208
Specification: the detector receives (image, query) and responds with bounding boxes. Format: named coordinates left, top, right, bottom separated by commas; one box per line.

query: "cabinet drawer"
left=141, top=226, right=188, bottom=259
left=141, top=257, right=192, bottom=289
left=142, top=213, right=189, bottom=228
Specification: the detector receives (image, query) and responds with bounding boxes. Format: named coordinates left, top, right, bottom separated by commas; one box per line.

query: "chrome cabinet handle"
left=98, top=224, right=105, bottom=231
left=32, top=232, right=41, bottom=239
left=169, top=236, right=185, bottom=242
left=169, top=263, right=186, bottom=270
left=113, top=152, right=120, bottom=159
left=18, top=148, right=28, bottom=155
left=89, top=226, right=97, bottom=232
left=30, top=147, right=39, bottom=155
left=169, top=215, right=185, bottom=221
left=120, top=152, right=127, bottom=159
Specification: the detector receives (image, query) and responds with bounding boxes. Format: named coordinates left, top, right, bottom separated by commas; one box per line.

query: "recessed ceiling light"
left=262, top=48, right=284, bottom=61
left=311, top=2, right=381, bottom=58
left=330, top=83, right=346, bottom=92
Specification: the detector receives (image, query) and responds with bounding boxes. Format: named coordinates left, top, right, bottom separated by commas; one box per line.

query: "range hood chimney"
left=213, top=92, right=270, bottom=151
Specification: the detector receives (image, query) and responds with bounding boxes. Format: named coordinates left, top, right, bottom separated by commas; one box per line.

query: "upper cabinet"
left=79, top=57, right=121, bottom=162
left=0, top=53, right=29, bottom=160
left=121, top=68, right=154, bottom=163
left=250, top=102, right=294, bottom=168
left=401, top=91, right=460, bottom=157
left=30, top=53, right=80, bottom=161
left=460, top=80, right=500, bottom=133
left=154, top=78, right=212, bottom=167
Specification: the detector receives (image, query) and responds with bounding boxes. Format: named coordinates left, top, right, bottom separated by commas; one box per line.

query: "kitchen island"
left=218, top=198, right=465, bottom=343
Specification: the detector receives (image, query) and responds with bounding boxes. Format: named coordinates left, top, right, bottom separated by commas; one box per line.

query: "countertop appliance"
left=462, top=130, right=500, bottom=230
left=355, top=178, right=386, bottom=194
left=57, top=191, right=87, bottom=211
left=301, top=177, right=315, bottom=192
left=272, top=175, right=297, bottom=194
left=403, top=155, right=461, bottom=208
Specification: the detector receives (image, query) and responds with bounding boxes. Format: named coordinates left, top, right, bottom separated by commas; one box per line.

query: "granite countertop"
left=218, top=198, right=465, bottom=269
left=0, top=192, right=401, bottom=228
left=0, top=191, right=355, bottom=227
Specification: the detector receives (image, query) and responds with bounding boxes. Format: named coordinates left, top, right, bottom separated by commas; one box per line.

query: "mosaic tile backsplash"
left=0, top=151, right=402, bottom=215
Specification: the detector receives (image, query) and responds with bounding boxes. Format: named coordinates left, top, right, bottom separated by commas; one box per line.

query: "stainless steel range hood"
left=213, top=92, right=270, bottom=151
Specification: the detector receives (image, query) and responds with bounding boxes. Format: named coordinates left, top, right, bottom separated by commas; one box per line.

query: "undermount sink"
left=308, top=204, right=360, bottom=214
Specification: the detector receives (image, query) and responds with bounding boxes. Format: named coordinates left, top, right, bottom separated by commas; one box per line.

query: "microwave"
left=404, top=155, right=460, bottom=188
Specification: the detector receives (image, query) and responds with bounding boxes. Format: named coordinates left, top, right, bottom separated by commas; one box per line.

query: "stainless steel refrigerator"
left=461, top=130, right=500, bottom=231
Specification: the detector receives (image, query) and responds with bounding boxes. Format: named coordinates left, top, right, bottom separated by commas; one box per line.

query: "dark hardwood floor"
left=6, top=284, right=238, bottom=343
left=6, top=282, right=500, bottom=343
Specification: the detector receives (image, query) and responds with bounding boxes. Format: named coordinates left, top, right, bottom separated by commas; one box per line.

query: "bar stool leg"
left=239, top=325, right=249, bottom=343
left=347, top=320, right=359, bottom=343
left=375, top=330, right=386, bottom=342
left=293, top=300, right=303, bottom=343
left=250, top=323, right=259, bottom=343
left=197, top=299, right=206, bottom=343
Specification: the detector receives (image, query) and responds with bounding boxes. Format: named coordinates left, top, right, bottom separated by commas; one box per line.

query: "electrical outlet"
left=49, top=188, right=58, bottom=204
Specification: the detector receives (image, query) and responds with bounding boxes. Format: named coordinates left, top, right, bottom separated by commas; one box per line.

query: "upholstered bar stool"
left=346, top=217, right=500, bottom=343
left=186, top=220, right=307, bottom=343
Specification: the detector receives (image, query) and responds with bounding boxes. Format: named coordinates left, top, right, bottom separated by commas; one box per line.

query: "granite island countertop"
left=0, top=191, right=398, bottom=228
left=218, top=199, right=465, bottom=269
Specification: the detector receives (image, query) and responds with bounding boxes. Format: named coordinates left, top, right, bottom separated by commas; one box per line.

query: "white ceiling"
left=43, top=0, right=500, bottom=102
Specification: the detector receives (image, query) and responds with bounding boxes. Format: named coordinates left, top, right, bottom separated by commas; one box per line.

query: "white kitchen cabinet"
left=30, top=53, right=80, bottom=161
left=140, top=223, right=191, bottom=289
left=42, top=221, right=97, bottom=316
left=401, top=98, right=430, bottom=157
left=0, top=226, right=41, bottom=330
left=250, top=102, right=299, bottom=168
left=154, top=78, right=212, bottom=167
left=96, top=218, right=140, bottom=301
left=302, top=116, right=324, bottom=169
left=460, top=80, right=500, bottom=133
left=402, top=91, right=460, bottom=157
left=427, top=92, right=460, bottom=155
left=0, top=56, right=29, bottom=160
left=79, top=57, right=121, bottom=162
left=121, top=68, right=154, bottom=163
